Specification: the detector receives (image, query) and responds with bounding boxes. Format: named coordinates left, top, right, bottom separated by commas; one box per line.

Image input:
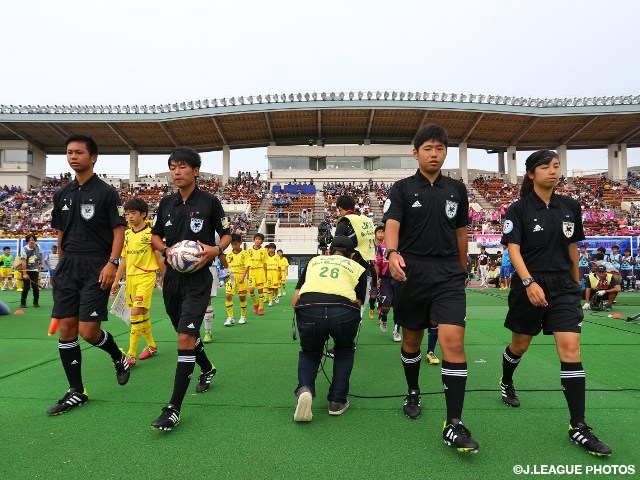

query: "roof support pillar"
left=556, top=144, right=567, bottom=179
left=458, top=142, right=469, bottom=184
left=222, top=144, right=231, bottom=185
left=129, top=150, right=138, bottom=183
left=507, top=146, right=517, bottom=184
left=607, top=144, right=626, bottom=181
left=497, top=150, right=505, bottom=175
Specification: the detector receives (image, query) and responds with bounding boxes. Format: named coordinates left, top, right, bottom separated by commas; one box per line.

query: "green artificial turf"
left=0, top=285, right=638, bottom=479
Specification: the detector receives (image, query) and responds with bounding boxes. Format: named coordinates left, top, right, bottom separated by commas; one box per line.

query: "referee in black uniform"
left=47, top=134, right=130, bottom=416
left=499, top=149, right=611, bottom=456
left=151, top=147, right=231, bottom=431
left=383, top=124, right=478, bottom=453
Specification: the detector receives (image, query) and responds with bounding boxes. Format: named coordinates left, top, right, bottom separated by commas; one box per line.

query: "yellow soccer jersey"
left=299, top=255, right=365, bottom=302
left=278, top=255, right=289, bottom=275
left=248, top=246, right=268, bottom=270
left=122, top=226, right=159, bottom=275
left=227, top=249, right=249, bottom=276
left=266, top=253, right=280, bottom=273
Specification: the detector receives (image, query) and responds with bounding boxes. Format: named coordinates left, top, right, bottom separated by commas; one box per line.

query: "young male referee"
left=151, top=147, right=231, bottom=431
left=383, top=124, right=479, bottom=453
left=47, top=134, right=130, bottom=416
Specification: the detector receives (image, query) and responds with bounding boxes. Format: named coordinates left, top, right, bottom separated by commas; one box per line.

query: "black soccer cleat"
left=47, top=388, right=88, bottom=415
left=569, top=423, right=612, bottom=457
left=114, top=349, right=131, bottom=385
left=195, top=367, right=217, bottom=393
left=151, top=404, right=181, bottom=431
left=500, top=377, right=520, bottom=407
left=403, top=390, right=421, bottom=419
left=443, top=419, right=479, bottom=453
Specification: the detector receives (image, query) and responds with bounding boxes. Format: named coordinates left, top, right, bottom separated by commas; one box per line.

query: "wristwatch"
left=108, top=258, right=120, bottom=268
left=161, top=246, right=169, bottom=258
left=385, top=248, right=399, bottom=260
left=522, top=277, right=536, bottom=287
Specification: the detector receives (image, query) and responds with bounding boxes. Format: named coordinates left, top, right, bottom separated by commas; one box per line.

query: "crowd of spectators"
left=2, top=170, right=640, bottom=239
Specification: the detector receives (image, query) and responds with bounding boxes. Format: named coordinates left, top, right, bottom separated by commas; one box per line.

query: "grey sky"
left=3, top=0, right=639, bottom=177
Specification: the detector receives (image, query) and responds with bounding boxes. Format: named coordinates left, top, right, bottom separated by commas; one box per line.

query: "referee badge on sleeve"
left=383, top=198, right=391, bottom=213
left=562, top=222, right=574, bottom=238
left=117, top=206, right=125, bottom=217
left=503, top=220, right=514, bottom=234
left=221, top=216, right=230, bottom=229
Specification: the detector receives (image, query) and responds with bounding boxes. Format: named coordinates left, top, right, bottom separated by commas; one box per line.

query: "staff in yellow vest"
left=291, top=235, right=367, bottom=422
left=583, top=265, right=621, bottom=311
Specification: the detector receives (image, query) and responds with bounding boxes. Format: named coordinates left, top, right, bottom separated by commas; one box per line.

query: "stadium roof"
left=1, top=91, right=640, bottom=155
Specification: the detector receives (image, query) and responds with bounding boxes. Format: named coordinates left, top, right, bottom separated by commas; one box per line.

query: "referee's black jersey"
left=501, top=191, right=584, bottom=274
left=151, top=186, right=230, bottom=262
left=51, top=174, right=126, bottom=255
left=382, top=170, right=469, bottom=258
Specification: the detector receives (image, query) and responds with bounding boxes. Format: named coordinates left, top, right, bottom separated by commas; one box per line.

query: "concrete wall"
left=0, top=140, right=47, bottom=190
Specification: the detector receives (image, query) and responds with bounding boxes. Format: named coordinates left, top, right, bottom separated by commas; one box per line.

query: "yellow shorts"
left=266, top=271, right=280, bottom=289
left=0, top=267, right=12, bottom=278
left=248, top=268, right=265, bottom=288
left=225, top=276, right=248, bottom=296
left=125, top=273, right=156, bottom=310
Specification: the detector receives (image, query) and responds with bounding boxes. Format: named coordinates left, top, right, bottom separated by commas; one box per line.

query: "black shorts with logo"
left=52, top=254, right=110, bottom=321
left=162, top=266, right=213, bottom=336
left=504, top=272, right=583, bottom=336
left=394, top=256, right=467, bottom=330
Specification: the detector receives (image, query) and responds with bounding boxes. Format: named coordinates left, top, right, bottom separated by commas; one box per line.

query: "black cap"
left=596, top=265, right=607, bottom=273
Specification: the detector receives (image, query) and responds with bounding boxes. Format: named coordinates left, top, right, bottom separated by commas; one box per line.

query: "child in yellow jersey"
left=265, top=243, right=281, bottom=307
left=223, top=233, right=250, bottom=326
left=12, top=255, right=24, bottom=291
left=111, top=198, right=165, bottom=366
left=247, top=233, right=268, bottom=316
left=277, top=249, right=289, bottom=297
left=0, top=246, right=14, bottom=290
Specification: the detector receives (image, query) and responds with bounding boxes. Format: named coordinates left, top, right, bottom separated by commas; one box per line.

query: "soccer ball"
left=168, top=240, right=203, bottom=273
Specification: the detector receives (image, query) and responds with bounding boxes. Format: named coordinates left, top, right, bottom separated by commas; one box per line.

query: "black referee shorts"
left=505, top=273, right=583, bottom=336
left=52, top=254, right=110, bottom=321
left=162, top=266, right=213, bottom=336
left=394, top=257, right=468, bottom=330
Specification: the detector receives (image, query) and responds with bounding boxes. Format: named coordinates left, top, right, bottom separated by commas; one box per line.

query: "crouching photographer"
left=583, top=265, right=621, bottom=311
left=291, top=235, right=367, bottom=422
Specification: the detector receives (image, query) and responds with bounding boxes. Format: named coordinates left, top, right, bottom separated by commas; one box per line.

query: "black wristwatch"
left=161, top=246, right=168, bottom=258
left=385, top=248, right=399, bottom=260
left=522, top=277, right=536, bottom=287
left=108, top=258, right=120, bottom=268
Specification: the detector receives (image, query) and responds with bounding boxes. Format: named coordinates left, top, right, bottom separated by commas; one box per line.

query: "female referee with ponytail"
left=498, top=150, right=611, bottom=457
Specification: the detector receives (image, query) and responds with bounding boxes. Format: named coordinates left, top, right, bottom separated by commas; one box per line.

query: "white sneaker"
left=224, top=317, right=234, bottom=327
left=380, top=321, right=387, bottom=333
left=238, top=316, right=246, bottom=324
left=393, top=331, right=401, bottom=342
left=268, top=302, right=273, bottom=307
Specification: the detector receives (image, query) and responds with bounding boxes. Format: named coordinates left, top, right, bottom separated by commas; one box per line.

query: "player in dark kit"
left=47, top=134, right=130, bottom=416
left=151, top=147, right=231, bottom=431
left=499, top=150, right=611, bottom=457
left=383, top=124, right=478, bottom=453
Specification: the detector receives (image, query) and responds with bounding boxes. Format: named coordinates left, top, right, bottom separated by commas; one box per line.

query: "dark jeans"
left=295, top=304, right=361, bottom=404
left=21, top=270, right=40, bottom=305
